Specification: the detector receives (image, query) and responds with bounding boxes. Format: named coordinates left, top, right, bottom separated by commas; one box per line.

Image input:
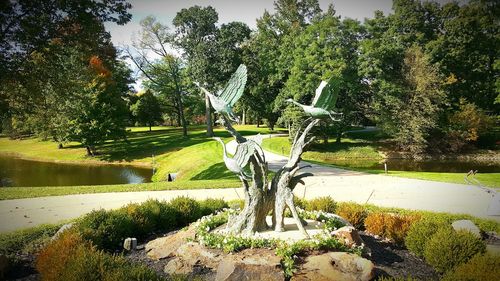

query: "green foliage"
left=337, top=202, right=368, bottom=230
left=423, top=228, right=486, bottom=273
left=130, top=90, right=163, bottom=130
left=441, top=253, right=500, bottom=281
left=404, top=218, right=451, bottom=257
left=443, top=99, right=495, bottom=152
left=169, top=196, right=202, bottom=226
left=305, top=196, right=337, bottom=213
left=76, top=209, right=134, bottom=250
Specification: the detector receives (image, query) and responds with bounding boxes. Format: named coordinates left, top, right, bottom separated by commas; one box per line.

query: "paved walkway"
left=0, top=135, right=498, bottom=233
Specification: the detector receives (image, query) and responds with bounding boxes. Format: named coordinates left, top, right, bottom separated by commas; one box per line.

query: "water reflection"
left=0, top=155, right=152, bottom=187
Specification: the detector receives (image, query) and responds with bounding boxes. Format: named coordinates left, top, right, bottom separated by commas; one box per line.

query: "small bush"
left=366, top=213, right=421, bottom=244
left=405, top=218, right=450, bottom=257
left=36, top=230, right=163, bottom=281
left=305, top=196, right=337, bottom=213
left=441, top=253, right=500, bottom=281
left=423, top=228, right=486, bottom=273
left=364, top=212, right=386, bottom=236
left=125, top=199, right=178, bottom=235
left=76, top=209, right=134, bottom=250
left=169, top=196, right=201, bottom=226
left=36, top=230, right=87, bottom=281
left=199, top=198, right=228, bottom=216
left=337, top=202, right=368, bottom=230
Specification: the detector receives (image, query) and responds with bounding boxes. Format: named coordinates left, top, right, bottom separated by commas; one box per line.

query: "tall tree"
left=173, top=6, right=219, bottom=136
left=126, top=16, right=189, bottom=136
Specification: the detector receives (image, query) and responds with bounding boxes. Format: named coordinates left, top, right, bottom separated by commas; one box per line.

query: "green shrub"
left=423, top=228, right=486, bottom=273
left=337, top=202, right=368, bottom=230
left=441, top=253, right=500, bottom=281
left=36, top=230, right=163, bottom=281
left=405, top=218, right=450, bottom=257
left=76, top=209, right=134, bottom=250
left=305, top=196, right=337, bottom=213
left=293, top=196, right=307, bottom=210
left=127, top=199, right=178, bottom=235
left=199, top=198, right=228, bottom=216
left=169, top=196, right=202, bottom=226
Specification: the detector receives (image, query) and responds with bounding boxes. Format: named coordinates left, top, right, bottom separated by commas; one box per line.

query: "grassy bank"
left=0, top=179, right=240, bottom=200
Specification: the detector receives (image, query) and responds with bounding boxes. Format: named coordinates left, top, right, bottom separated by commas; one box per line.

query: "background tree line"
left=1, top=0, right=498, bottom=156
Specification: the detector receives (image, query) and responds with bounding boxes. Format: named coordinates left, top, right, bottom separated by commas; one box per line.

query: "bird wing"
left=233, top=141, right=256, bottom=168
left=218, top=64, right=247, bottom=107
left=311, top=77, right=340, bottom=111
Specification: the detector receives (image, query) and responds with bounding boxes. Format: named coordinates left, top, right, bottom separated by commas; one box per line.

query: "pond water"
left=0, top=155, right=152, bottom=187
left=329, top=158, right=500, bottom=173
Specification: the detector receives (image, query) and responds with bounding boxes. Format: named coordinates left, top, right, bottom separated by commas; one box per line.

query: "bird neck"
left=218, top=139, right=228, bottom=159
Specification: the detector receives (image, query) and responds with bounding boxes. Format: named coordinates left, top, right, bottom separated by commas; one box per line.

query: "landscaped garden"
left=1, top=197, right=499, bottom=280
left=1, top=0, right=499, bottom=280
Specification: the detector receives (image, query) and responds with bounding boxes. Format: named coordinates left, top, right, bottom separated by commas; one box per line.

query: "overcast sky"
left=105, top=0, right=397, bottom=47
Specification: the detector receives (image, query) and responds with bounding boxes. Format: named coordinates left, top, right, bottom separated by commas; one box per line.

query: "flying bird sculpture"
left=286, top=77, right=342, bottom=121
left=213, top=135, right=263, bottom=180
left=194, top=64, right=247, bottom=123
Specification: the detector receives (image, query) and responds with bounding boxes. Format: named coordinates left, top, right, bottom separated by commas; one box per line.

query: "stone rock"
left=164, top=242, right=223, bottom=275
left=331, top=226, right=364, bottom=247
left=51, top=223, right=74, bottom=240
left=146, top=225, right=196, bottom=260
left=0, top=254, right=8, bottom=279
left=215, top=248, right=284, bottom=281
left=123, top=237, right=137, bottom=251
left=291, top=252, right=374, bottom=281
left=164, top=257, right=192, bottom=275
left=452, top=220, right=481, bottom=238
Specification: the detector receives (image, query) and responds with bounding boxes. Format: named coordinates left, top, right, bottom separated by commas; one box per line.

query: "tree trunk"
left=336, top=133, right=342, bottom=144
left=205, top=94, right=214, bottom=137
left=149, top=123, right=152, bottom=132
left=58, top=143, right=63, bottom=149
left=86, top=146, right=92, bottom=156
left=242, top=109, right=246, bottom=125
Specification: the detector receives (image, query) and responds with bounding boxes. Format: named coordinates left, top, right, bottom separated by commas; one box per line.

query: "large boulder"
left=451, top=220, right=481, bottom=238
left=215, top=248, right=285, bottom=281
left=291, top=252, right=374, bottom=281
left=146, top=226, right=196, bottom=260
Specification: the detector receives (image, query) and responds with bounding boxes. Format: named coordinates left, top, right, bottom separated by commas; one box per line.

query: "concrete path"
left=0, top=134, right=498, bottom=233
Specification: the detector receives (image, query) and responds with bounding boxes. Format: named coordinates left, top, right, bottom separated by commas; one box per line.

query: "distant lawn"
left=0, top=179, right=241, bottom=200
left=262, top=133, right=499, bottom=188
left=262, top=135, right=383, bottom=162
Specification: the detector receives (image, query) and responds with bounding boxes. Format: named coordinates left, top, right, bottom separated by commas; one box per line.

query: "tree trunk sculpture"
left=219, top=116, right=319, bottom=237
